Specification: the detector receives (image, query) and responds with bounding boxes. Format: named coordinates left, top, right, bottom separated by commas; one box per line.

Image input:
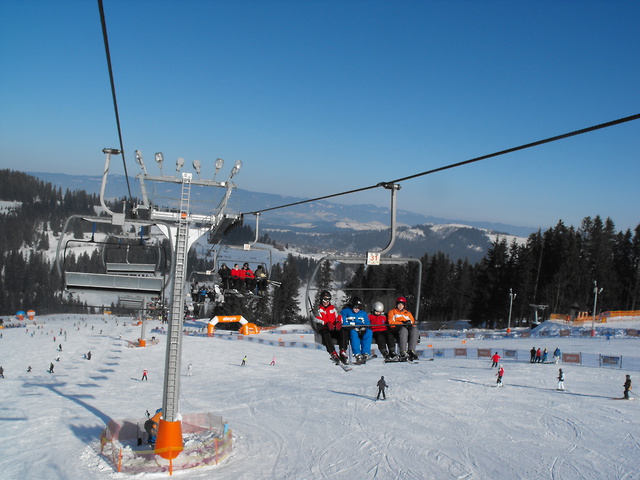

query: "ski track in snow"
left=0, top=316, right=639, bottom=479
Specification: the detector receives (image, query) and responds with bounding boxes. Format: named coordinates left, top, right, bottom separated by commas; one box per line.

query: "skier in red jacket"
left=369, top=301, right=396, bottom=361
left=496, top=365, right=504, bottom=387
left=313, top=291, right=348, bottom=364
left=491, top=352, right=501, bottom=368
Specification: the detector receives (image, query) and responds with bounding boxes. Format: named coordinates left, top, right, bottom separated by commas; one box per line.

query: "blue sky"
left=1, top=0, right=638, bottom=232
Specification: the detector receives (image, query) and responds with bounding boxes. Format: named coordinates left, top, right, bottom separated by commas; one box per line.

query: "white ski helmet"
left=372, top=301, right=384, bottom=313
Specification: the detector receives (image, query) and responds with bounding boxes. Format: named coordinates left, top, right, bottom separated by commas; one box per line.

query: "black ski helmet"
left=320, top=290, right=332, bottom=302
left=351, top=296, right=364, bottom=309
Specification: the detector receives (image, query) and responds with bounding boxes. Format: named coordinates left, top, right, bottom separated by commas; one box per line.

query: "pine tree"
left=314, top=260, right=333, bottom=306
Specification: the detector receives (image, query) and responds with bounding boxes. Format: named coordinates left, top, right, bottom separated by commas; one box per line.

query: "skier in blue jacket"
left=340, top=297, right=372, bottom=363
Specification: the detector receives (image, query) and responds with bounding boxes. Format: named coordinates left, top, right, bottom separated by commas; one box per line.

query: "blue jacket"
left=340, top=307, right=370, bottom=327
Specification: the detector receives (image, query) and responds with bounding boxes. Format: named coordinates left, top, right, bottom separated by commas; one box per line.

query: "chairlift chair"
left=56, top=215, right=169, bottom=296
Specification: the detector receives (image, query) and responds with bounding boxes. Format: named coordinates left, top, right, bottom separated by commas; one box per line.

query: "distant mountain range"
left=28, top=171, right=535, bottom=262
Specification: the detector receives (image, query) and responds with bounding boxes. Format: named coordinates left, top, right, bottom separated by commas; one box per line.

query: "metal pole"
left=591, top=281, right=603, bottom=337
left=507, top=289, right=515, bottom=334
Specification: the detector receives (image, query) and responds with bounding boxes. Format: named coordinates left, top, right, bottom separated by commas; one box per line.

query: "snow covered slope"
left=0, top=315, right=638, bottom=479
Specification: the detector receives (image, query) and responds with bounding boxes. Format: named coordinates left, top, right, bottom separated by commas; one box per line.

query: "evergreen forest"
left=1, top=169, right=638, bottom=329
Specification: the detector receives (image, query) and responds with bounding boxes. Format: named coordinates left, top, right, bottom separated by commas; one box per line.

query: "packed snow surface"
left=0, top=315, right=638, bottom=479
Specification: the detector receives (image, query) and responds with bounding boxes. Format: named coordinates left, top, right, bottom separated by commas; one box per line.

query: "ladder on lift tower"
left=164, top=174, right=191, bottom=421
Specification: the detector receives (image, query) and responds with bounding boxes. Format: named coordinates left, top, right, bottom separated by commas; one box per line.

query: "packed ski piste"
left=0, top=312, right=638, bottom=479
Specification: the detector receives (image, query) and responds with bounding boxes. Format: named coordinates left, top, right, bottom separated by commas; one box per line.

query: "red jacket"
left=492, top=354, right=501, bottom=363
left=316, top=304, right=342, bottom=330
left=243, top=268, right=255, bottom=279
left=369, top=313, right=388, bottom=332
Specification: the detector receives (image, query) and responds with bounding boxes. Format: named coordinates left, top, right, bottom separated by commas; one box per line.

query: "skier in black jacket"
left=377, top=376, right=388, bottom=400
left=623, top=375, right=632, bottom=399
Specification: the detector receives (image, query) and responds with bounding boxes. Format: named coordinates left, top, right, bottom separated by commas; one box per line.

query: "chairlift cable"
left=97, top=0, right=133, bottom=200
left=388, top=112, right=640, bottom=184
left=244, top=113, right=640, bottom=216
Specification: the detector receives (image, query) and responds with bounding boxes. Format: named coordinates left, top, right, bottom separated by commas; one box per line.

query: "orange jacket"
left=387, top=308, right=415, bottom=328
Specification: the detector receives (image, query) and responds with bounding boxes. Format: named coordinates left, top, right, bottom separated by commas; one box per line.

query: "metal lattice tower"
left=162, top=172, right=192, bottom=422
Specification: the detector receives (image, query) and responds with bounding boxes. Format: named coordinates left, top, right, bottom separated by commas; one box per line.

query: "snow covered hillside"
left=0, top=315, right=638, bottom=479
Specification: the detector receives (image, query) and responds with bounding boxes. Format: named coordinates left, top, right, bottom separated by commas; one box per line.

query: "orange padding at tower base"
left=154, top=419, right=184, bottom=460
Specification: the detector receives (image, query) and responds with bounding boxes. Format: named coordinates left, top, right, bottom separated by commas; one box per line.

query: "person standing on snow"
left=144, top=418, right=158, bottom=446
left=377, top=376, right=388, bottom=400
left=491, top=352, right=501, bottom=368
left=553, top=347, right=561, bottom=364
left=623, top=375, right=632, bottom=399
left=141, top=369, right=148, bottom=381
left=187, top=364, right=193, bottom=376
left=496, top=365, right=504, bottom=387
left=557, top=369, right=565, bottom=390
left=241, top=356, right=247, bottom=366
left=341, top=296, right=372, bottom=364
left=542, top=348, right=549, bottom=363
left=369, top=302, right=397, bottom=361
left=0, top=366, right=4, bottom=378
left=535, top=348, right=542, bottom=363
left=530, top=347, right=536, bottom=363
left=388, top=297, right=419, bottom=361
left=48, top=362, right=55, bottom=374
left=313, top=291, right=348, bottom=364
left=270, top=356, right=276, bottom=366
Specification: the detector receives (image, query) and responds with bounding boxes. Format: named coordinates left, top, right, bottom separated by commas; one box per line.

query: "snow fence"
left=99, top=412, right=233, bottom=474
left=155, top=329, right=640, bottom=372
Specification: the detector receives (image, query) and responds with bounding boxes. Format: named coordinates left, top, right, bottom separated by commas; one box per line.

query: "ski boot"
left=386, top=352, right=399, bottom=362
left=330, top=351, right=340, bottom=364
left=399, top=351, right=409, bottom=362
left=354, top=354, right=364, bottom=365
left=408, top=350, right=418, bottom=361
left=339, top=350, right=349, bottom=364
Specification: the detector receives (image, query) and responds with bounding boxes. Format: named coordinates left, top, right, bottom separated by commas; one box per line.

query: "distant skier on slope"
left=241, top=356, right=247, bottom=366
left=491, top=352, right=501, bottom=368
left=496, top=365, right=504, bottom=387
left=313, top=291, right=348, bottom=364
left=377, top=376, right=388, bottom=400
left=557, top=369, right=565, bottom=391
left=623, top=375, right=632, bottom=399
left=553, top=347, right=561, bottom=364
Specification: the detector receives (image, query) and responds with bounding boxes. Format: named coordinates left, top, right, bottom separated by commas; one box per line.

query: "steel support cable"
left=244, top=113, right=640, bottom=216
left=388, top=113, right=640, bottom=184
left=97, top=0, right=133, bottom=199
